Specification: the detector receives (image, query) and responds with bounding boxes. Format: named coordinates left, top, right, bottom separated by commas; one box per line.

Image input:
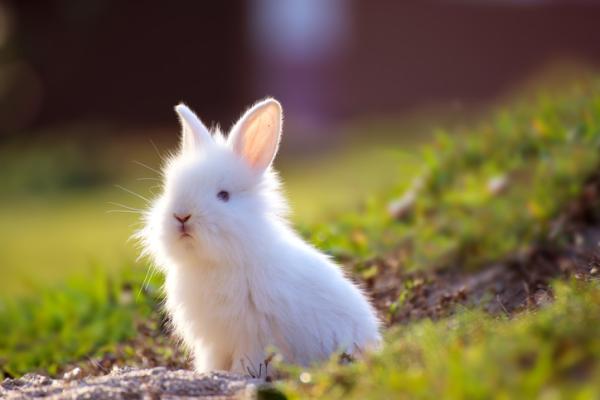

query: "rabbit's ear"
left=228, top=98, right=282, bottom=173
left=175, top=103, right=212, bottom=154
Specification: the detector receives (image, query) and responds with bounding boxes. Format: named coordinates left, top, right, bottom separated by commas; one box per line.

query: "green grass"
left=309, top=80, right=600, bottom=272
left=0, top=192, right=139, bottom=295
left=0, top=267, right=159, bottom=377
left=271, top=79, right=600, bottom=398
left=2, top=75, right=600, bottom=393
left=274, top=280, right=600, bottom=399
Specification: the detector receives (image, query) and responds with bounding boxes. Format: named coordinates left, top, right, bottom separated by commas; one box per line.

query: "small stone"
left=388, top=176, right=428, bottom=219
left=21, top=373, right=52, bottom=386
left=63, top=367, right=82, bottom=381
left=534, top=290, right=552, bottom=307
left=299, top=372, right=312, bottom=384
left=388, top=190, right=417, bottom=220
left=487, top=174, right=509, bottom=195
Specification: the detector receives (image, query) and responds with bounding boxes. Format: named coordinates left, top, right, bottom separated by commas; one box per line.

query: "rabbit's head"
left=139, top=98, right=287, bottom=268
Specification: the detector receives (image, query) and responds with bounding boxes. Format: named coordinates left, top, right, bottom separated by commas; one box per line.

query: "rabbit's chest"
left=167, top=267, right=260, bottom=326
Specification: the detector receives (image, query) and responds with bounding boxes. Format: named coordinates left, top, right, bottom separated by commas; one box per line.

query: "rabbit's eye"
left=217, top=190, right=230, bottom=202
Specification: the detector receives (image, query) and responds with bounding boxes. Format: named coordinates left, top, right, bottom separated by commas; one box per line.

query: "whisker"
left=148, top=185, right=162, bottom=196
left=135, top=252, right=145, bottom=263
left=132, top=160, right=161, bottom=175
left=115, top=184, right=151, bottom=203
left=106, top=209, right=142, bottom=214
left=107, top=201, right=143, bottom=212
left=138, top=265, right=158, bottom=300
left=137, top=177, right=160, bottom=182
left=149, top=139, right=164, bottom=162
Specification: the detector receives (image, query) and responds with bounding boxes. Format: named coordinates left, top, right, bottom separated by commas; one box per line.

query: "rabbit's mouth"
left=177, top=221, right=194, bottom=239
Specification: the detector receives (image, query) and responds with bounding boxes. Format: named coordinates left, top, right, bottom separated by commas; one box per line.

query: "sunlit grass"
left=0, top=136, right=423, bottom=295
left=307, top=79, right=600, bottom=271
left=0, top=267, right=157, bottom=377
left=276, top=280, right=600, bottom=399
left=2, top=75, right=600, bottom=389
left=283, top=146, right=422, bottom=223
left=0, top=191, right=139, bottom=295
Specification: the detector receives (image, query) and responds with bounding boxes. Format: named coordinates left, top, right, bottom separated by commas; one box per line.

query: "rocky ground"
left=1, top=367, right=259, bottom=400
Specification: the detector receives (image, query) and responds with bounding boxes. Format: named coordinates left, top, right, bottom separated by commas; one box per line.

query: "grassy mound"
left=275, top=280, right=600, bottom=399
left=310, top=80, right=600, bottom=272
left=271, top=79, right=600, bottom=398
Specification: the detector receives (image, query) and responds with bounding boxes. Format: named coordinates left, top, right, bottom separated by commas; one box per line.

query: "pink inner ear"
left=237, top=108, right=279, bottom=170
left=246, top=117, right=275, bottom=166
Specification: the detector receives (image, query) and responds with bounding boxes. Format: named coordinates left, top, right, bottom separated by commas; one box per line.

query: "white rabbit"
left=137, top=98, right=381, bottom=376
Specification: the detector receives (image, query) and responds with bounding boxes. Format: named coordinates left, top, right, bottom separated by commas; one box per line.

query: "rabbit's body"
left=165, top=217, right=379, bottom=373
left=139, top=99, right=381, bottom=374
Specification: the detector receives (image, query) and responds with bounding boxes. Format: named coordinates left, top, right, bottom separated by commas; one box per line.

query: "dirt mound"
left=364, top=172, right=600, bottom=325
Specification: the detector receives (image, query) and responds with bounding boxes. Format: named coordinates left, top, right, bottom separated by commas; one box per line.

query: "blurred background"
left=1, top=0, right=600, bottom=293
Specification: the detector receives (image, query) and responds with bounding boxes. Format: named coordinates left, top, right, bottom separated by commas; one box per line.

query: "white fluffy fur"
left=137, top=98, right=381, bottom=375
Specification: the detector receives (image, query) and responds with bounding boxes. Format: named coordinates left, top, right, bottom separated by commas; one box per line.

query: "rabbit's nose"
left=173, top=213, right=191, bottom=223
